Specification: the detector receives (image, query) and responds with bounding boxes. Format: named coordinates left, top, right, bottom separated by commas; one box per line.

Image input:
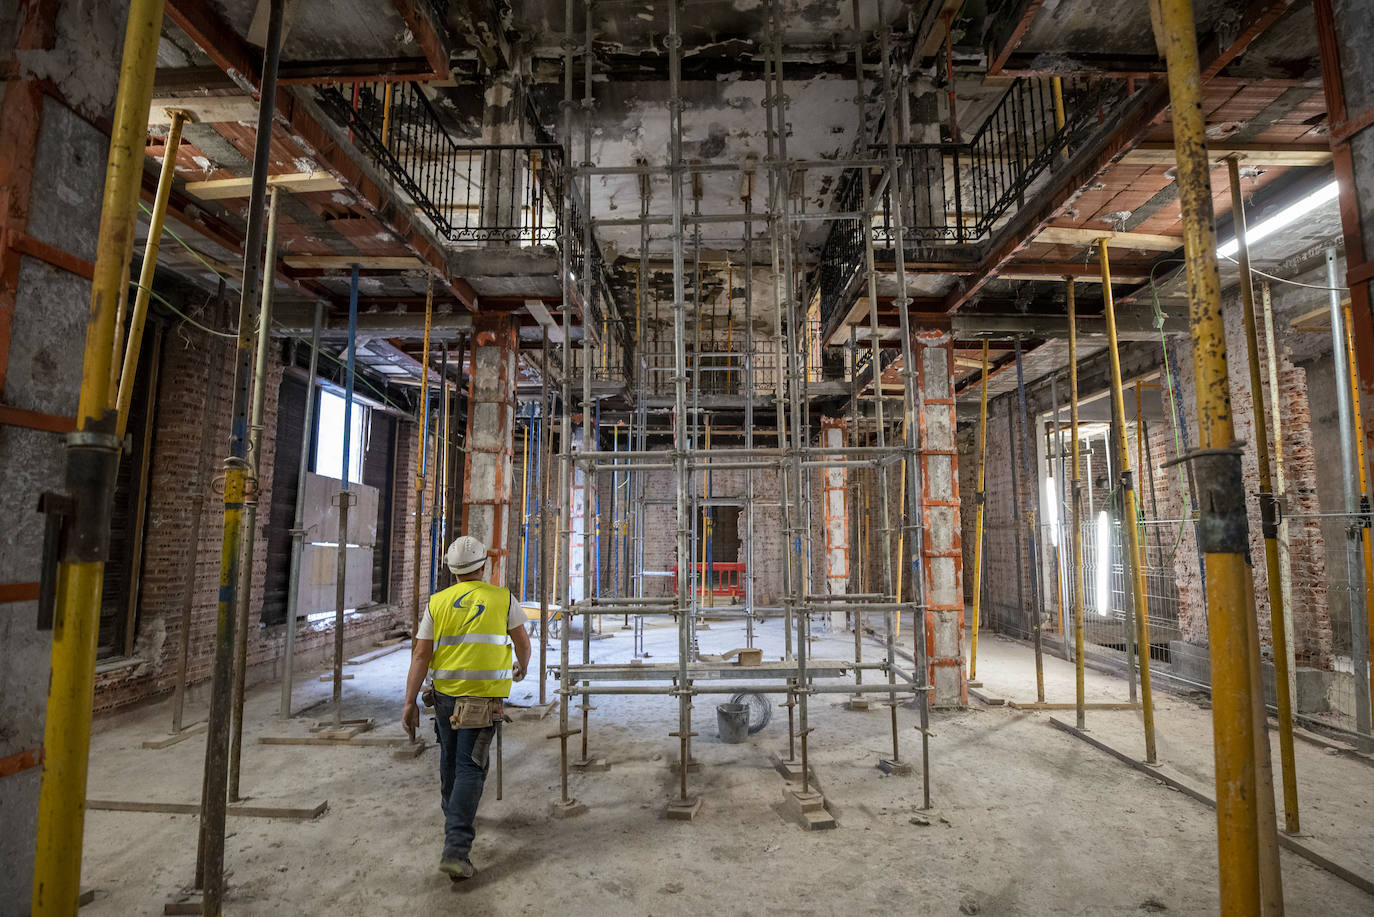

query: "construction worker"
left=402, top=535, right=531, bottom=881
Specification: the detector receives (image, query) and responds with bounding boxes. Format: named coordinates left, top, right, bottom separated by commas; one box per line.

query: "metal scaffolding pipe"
left=194, top=1, right=283, bottom=908
left=1327, top=247, right=1373, bottom=735
left=1067, top=279, right=1087, bottom=730
left=332, top=267, right=359, bottom=728
left=280, top=303, right=323, bottom=717
left=412, top=279, right=432, bottom=635
left=1227, top=158, right=1300, bottom=835
left=1159, top=0, right=1261, bottom=908
left=1097, top=239, right=1157, bottom=762
left=228, top=187, right=281, bottom=802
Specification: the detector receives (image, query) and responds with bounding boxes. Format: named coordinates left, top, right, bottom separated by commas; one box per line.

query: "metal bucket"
left=716, top=702, right=749, bottom=744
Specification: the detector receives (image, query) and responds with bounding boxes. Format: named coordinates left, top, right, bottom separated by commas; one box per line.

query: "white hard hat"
left=445, top=535, right=488, bottom=575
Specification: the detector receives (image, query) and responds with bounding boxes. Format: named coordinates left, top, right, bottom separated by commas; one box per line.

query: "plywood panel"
left=298, top=543, right=374, bottom=616
left=301, top=472, right=378, bottom=547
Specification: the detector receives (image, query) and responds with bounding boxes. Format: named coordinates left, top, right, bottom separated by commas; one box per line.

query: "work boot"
left=439, top=853, right=476, bottom=881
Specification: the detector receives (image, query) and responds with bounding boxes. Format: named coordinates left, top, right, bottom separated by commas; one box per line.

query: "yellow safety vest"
left=428, top=580, right=514, bottom=698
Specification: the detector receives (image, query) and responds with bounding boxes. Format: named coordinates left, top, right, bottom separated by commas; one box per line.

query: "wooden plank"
left=87, top=799, right=328, bottom=820
left=1035, top=226, right=1183, bottom=252
left=183, top=171, right=344, bottom=200
left=0, top=404, right=78, bottom=435
left=345, top=642, right=407, bottom=665
left=282, top=255, right=421, bottom=270
left=318, top=672, right=355, bottom=681
left=1005, top=709, right=1143, bottom=714
left=140, top=722, right=207, bottom=749
left=1121, top=143, right=1333, bottom=167
left=257, top=735, right=420, bottom=747
left=148, top=96, right=257, bottom=125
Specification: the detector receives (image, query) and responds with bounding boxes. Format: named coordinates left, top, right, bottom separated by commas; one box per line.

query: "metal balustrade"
left=316, top=81, right=564, bottom=245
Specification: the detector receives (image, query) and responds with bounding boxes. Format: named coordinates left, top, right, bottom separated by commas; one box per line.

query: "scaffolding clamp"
left=35, top=492, right=73, bottom=631
left=1162, top=444, right=1248, bottom=553
left=1257, top=491, right=1284, bottom=540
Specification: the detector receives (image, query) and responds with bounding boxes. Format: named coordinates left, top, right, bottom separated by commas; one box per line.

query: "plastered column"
left=462, top=315, right=518, bottom=585
left=915, top=331, right=966, bottom=707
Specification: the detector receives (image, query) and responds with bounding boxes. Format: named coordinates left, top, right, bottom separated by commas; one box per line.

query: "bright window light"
left=315, top=389, right=366, bottom=484
left=1044, top=476, right=1060, bottom=548
left=1095, top=511, right=1112, bottom=617
left=1218, top=180, right=1339, bottom=258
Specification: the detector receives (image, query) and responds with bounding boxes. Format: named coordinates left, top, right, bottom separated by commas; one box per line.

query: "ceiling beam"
left=1035, top=226, right=1182, bottom=252
left=184, top=171, right=345, bottom=199
left=149, top=95, right=258, bottom=125
left=391, top=0, right=451, bottom=80
left=282, top=255, right=423, bottom=270
left=164, top=0, right=475, bottom=311
left=1120, top=142, right=1332, bottom=167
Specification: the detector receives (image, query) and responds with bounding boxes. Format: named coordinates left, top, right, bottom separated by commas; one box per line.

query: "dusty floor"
left=79, top=616, right=1374, bottom=915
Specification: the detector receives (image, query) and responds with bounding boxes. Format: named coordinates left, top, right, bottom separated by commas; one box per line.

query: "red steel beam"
left=1313, top=0, right=1374, bottom=485
left=0, top=0, right=59, bottom=393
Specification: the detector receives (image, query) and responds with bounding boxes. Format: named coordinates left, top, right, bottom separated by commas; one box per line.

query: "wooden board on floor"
left=345, top=643, right=407, bottom=665
left=88, top=799, right=328, bottom=820
left=969, top=687, right=1005, bottom=706
left=1047, top=717, right=1374, bottom=897
left=1008, top=701, right=1141, bottom=711
left=258, top=735, right=420, bottom=748
left=140, top=722, right=206, bottom=749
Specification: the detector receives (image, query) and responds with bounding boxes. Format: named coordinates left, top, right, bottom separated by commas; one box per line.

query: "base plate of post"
left=845, top=695, right=871, bottom=711
left=519, top=700, right=560, bottom=721
left=769, top=752, right=814, bottom=783
left=550, top=798, right=588, bottom=818
left=393, top=741, right=427, bottom=760
left=570, top=757, right=610, bottom=772
left=665, top=796, right=703, bottom=821
left=782, top=786, right=836, bottom=830
left=163, top=889, right=202, bottom=915
left=877, top=758, right=913, bottom=776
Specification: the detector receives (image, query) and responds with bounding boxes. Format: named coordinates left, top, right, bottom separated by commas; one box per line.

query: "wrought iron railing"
left=875, top=77, right=1080, bottom=246
left=317, top=81, right=564, bottom=245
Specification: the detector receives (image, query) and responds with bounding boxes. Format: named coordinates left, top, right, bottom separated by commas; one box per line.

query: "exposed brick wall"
left=93, top=338, right=406, bottom=715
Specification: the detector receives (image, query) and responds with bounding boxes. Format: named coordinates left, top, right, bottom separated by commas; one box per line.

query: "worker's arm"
left=509, top=626, right=531, bottom=682
left=401, top=639, right=435, bottom=739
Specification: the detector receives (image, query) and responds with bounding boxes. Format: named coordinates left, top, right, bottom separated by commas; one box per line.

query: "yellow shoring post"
left=381, top=83, right=393, bottom=147
left=1341, top=298, right=1374, bottom=714
left=31, top=0, right=166, bottom=912
left=1067, top=278, right=1087, bottom=729
left=969, top=340, right=990, bottom=681
left=1345, top=300, right=1374, bottom=717
left=413, top=278, right=432, bottom=635
left=1159, top=0, right=1262, bottom=909
left=1097, top=238, right=1158, bottom=763
left=1228, top=156, right=1300, bottom=837
left=116, top=108, right=187, bottom=438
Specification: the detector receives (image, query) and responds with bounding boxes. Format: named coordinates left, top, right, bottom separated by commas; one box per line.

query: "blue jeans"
left=433, top=692, right=494, bottom=860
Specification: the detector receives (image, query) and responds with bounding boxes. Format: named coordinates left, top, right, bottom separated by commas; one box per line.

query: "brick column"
left=820, top=417, right=849, bottom=629
left=915, top=331, right=966, bottom=708
left=462, top=315, right=518, bottom=586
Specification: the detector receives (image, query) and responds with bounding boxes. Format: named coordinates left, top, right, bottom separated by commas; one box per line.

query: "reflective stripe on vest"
left=428, top=580, right=514, bottom=698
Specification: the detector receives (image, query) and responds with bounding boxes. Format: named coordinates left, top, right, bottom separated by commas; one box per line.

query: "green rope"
left=133, top=202, right=410, bottom=412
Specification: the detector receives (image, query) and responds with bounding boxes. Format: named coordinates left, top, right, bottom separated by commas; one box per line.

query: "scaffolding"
left=537, top=0, right=936, bottom=818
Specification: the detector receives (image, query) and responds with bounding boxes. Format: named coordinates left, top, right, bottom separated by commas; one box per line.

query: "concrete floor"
left=78, top=615, right=1374, bottom=915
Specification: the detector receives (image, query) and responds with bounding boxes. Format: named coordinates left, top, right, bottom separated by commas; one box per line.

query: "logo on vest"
left=456, top=593, right=487, bottom=628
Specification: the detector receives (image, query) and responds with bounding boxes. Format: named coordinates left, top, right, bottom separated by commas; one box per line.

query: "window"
left=314, top=389, right=367, bottom=484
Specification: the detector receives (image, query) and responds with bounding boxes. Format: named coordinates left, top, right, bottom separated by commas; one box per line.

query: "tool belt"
left=450, top=695, right=503, bottom=729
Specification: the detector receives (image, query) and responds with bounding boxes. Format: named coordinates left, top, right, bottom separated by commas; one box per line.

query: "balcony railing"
left=317, top=81, right=563, bottom=245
